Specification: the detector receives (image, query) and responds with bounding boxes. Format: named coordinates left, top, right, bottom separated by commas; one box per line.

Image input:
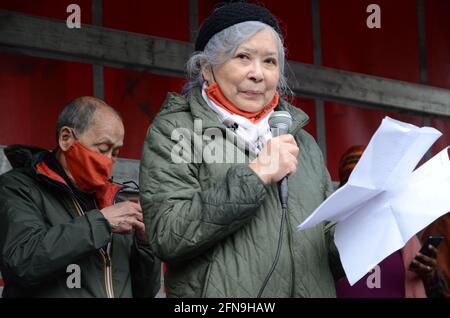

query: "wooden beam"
left=287, top=62, right=450, bottom=118
left=0, top=10, right=192, bottom=78
left=1, top=10, right=450, bottom=118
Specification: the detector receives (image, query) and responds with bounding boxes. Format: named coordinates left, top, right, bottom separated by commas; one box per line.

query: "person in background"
left=421, top=213, right=450, bottom=297
left=0, top=96, right=161, bottom=298
left=334, top=145, right=448, bottom=298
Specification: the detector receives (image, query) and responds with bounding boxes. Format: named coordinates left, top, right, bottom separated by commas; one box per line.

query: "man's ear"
left=58, top=127, right=76, bottom=151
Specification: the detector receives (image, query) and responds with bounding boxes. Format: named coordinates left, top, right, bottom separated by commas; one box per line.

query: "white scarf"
left=201, top=85, right=273, bottom=154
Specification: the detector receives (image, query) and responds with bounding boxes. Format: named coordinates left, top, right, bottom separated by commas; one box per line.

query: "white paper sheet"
left=298, top=117, right=450, bottom=285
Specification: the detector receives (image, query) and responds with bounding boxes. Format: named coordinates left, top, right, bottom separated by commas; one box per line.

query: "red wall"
left=426, top=0, right=450, bottom=90
left=102, top=1, right=190, bottom=158
left=103, top=0, right=190, bottom=41
left=320, top=0, right=428, bottom=180
left=426, top=0, right=450, bottom=155
left=0, top=53, right=93, bottom=149
left=103, top=68, right=185, bottom=159
left=0, top=0, right=92, bottom=21
left=0, top=0, right=94, bottom=149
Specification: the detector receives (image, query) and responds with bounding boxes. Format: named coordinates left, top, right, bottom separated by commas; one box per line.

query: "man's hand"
left=409, top=244, right=439, bottom=285
left=100, top=201, right=145, bottom=239
left=249, top=135, right=299, bottom=184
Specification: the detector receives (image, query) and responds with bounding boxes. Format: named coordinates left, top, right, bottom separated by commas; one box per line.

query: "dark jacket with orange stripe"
left=0, top=145, right=161, bottom=298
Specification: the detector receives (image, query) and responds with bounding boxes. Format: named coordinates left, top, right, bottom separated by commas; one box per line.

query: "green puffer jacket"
left=140, top=88, right=337, bottom=297
left=0, top=145, right=161, bottom=298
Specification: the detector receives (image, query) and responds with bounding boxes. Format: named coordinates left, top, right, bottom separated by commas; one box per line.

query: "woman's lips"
left=240, top=90, right=263, bottom=98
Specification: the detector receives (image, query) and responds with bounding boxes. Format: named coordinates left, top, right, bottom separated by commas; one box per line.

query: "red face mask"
left=64, top=141, right=113, bottom=193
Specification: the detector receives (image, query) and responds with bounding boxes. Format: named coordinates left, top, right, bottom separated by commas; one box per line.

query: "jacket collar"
left=5, top=144, right=73, bottom=188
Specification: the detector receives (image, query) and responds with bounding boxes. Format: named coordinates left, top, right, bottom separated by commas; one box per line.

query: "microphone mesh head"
left=269, top=111, right=292, bottom=135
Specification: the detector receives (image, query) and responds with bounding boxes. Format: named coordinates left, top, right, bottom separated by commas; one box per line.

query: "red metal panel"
left=0, top=0, right=92, bottom=22
left=0, top=53, right=93, bottom=149
left=426, top=0, right=450, bottom=155
left=198, top=0, right=216, bottom=22
left=103, top=0, right=190, bottom=41
left=325, top=104, right=424, bottom=181
left=103, top=67, right=185, bottom=159
left=425, top=0, right=450, bottom=90
left=321, top=0, right=420, bottom=82
left=291, top=97, right=316, bottom=140
left=320, top=0, right=424, bottom=180
left=0, top=1, right=93, bottom=149
left=102, top=1, right=190, bottom=160
left=431, top=119, right=450, bottom=155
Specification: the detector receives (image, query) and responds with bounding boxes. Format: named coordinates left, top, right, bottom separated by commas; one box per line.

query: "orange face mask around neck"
left=205, top=82, right=279, bottom=124
left=64, top=141, right=113, bottom=193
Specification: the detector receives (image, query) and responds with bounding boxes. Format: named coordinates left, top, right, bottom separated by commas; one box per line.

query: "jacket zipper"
left=99, top=244, right=115, bottom=298
left=70, top=196, right=115, bottom=298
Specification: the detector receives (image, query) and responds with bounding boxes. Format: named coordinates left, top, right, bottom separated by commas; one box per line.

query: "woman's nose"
left=248, top=61, right=263, bottom=82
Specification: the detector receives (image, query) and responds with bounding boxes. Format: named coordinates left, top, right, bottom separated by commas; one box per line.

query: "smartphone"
left=419, top=235, right=444, bottom=256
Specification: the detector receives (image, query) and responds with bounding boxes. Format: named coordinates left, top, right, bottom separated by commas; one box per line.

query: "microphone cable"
left=257, top=111, right=294, bottom=297
left=257, top=204, right=287, bottom=298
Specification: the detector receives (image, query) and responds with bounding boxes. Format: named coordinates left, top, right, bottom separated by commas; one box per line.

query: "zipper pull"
left=105, top=256, right=111, bottom=268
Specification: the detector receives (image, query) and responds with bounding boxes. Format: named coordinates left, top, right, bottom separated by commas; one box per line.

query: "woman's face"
left=204, top=28, right=280, bottom=113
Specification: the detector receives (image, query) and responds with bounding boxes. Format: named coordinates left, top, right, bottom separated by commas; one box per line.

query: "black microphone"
left=268, top=111, right=293, bottom=209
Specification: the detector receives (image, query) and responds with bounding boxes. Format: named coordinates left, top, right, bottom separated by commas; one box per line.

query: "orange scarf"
left=205, top=82, right=279, bottom=124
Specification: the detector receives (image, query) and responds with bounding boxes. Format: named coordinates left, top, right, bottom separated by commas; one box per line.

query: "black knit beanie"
left=195, top=1, right=282, bottom=51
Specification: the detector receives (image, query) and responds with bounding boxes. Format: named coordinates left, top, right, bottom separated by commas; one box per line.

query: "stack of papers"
left=298, top=117, right=450, bottom=285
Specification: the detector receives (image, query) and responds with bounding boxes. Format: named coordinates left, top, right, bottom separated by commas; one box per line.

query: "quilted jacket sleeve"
left=139, top=117, right=269, bottom=263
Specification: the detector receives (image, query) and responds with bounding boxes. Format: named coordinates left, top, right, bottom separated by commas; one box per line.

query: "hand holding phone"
left=419, top=235, right=444, bottom=257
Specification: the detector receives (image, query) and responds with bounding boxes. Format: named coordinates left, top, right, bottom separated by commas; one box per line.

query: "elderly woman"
left=140, top=2, right=337, bottom=297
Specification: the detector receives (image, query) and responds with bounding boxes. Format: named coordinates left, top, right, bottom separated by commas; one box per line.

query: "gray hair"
left=55, top=96, right=121, bottom=142
left=183, top=21, right=291, bottom=97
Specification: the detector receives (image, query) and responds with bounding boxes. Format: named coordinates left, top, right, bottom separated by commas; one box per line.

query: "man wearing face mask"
left=0, top=96, right=161, bottom=298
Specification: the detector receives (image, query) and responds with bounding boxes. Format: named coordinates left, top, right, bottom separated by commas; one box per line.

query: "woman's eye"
left=236, top=53, right=249, bottom=60
left=265, top=58, right=277, bottom=65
